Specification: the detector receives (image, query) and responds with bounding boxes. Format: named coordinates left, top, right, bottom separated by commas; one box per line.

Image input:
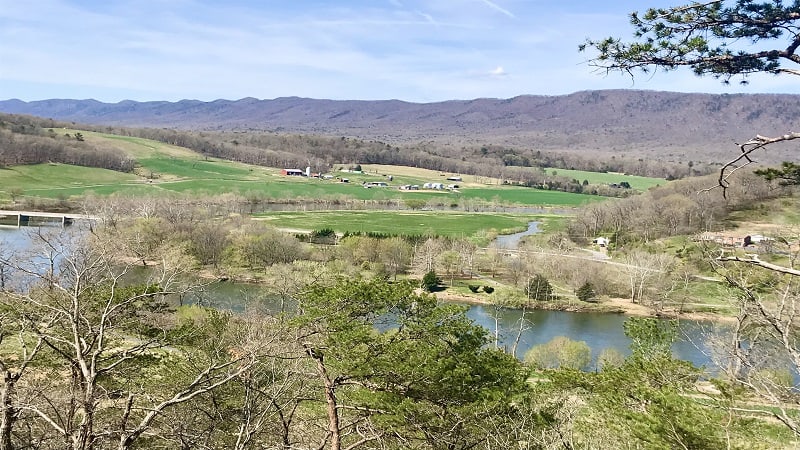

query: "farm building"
left=695, top=232, right=752, bottom=247
left=363, top=181, right=389, bottom=188
left=592, top=237, right=609, bottom=247
left=446, top=176, right=462, bottom=182
left=281, top=169, right=304, bottom=176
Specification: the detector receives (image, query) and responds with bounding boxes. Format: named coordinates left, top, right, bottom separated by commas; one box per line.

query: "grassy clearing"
left=543, top=167, right=666, bottom=191
left=360, top=164, right=500, bottom=187
left=137, top=157, right=260, bottom=180
left=362, top=164, right=667, bottom=192
left=76, top=130, right=198, bottom=158
left=254, top=210, right=544, bottom=237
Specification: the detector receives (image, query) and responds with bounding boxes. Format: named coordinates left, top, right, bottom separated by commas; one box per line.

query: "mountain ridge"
left=2, top=89, right=798, bottom=164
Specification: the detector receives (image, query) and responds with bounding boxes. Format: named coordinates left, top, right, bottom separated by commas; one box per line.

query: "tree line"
left=568, top=171, right=787, bottom=244
left=0, top=116, right=134, bottom=172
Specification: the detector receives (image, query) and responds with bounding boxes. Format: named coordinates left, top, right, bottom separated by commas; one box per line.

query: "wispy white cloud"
left=477, top=0, right=514, bottom=19
left=0, top=0, right=796, bottom=103
left=414, top=10, right=438, bottom=25
left=489, top=66, right=507, bottom=77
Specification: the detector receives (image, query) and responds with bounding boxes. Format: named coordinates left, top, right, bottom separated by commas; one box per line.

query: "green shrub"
left=468, top=285, right=480, bottom=293
left=482, top=286, right=494, bottom=294
left=310, top=228, right=337, bottom=244
left=525, top=336, right=591, bottom=370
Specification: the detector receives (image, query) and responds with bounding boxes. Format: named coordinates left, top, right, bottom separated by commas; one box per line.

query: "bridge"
left=0, top=210, right=97, bottom=228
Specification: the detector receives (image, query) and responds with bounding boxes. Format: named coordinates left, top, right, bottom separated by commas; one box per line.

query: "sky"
left=1, top=0, right=798, bottom=103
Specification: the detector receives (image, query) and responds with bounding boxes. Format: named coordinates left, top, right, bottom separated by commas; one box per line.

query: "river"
left=494, top=221, right=540, bottom=248
left=0, top=224, right=727, bottom=371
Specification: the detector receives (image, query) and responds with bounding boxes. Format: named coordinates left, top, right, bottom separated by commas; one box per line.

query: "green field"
left=254, top=210, right=549, bottom=237
left=455, top=187, right=600, bottom=206
left=0, top=131, right=612, bottom=208
left=543, top=168, right=665, bottom=191
left=0, top=164, right=138, bottom=193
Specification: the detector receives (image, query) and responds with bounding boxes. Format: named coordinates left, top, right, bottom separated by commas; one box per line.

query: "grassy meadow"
left=1, top=130, right=611, bottom=208
left=254, top=210, right=549, bottom=237
left=542, top=167, right=665, bottom=191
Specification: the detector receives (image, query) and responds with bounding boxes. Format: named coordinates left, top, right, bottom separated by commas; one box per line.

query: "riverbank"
left=432, top=290, right=736, bottom=323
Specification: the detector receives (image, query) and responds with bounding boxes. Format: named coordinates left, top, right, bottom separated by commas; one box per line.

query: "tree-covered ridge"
left=3, top=92, right=800, bottom=170
left=0, top=112, right=709, bottom=184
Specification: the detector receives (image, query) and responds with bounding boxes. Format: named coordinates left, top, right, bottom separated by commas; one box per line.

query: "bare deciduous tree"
left=0, top=226, right=260, bottom=450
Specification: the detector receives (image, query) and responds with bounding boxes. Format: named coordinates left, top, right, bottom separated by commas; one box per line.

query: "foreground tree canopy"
left=582, top=0, right=800, bottom=440
left=581, top=0, right=800, bottom=80
left=581, top=0, right=800, bottom=191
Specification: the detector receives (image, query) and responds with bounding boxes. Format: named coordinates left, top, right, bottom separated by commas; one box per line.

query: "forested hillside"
left=0, top=113, right=709, bottom=183
left=0, top=115, right=133, bottom=172
left=3, top=90, right=799, bottom=166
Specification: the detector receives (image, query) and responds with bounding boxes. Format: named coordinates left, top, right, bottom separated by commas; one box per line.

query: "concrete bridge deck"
left=0, top=210, right=97, bottom=227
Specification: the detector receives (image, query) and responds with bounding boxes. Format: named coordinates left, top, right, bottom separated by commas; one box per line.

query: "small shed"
left=592, top=237, right=610, bottom=247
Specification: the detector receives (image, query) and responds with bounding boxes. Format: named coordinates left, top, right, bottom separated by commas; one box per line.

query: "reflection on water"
left=2, top=226, right=729, bottom=370
left=193, top=280, right=727, bottom=370
left=465, top=304, right=728, bottom=369
left=186, top=280, right=297, bottom=316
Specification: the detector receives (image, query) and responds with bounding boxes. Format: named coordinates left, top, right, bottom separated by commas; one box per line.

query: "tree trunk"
left=0, top=374, right=15, bottom=450
left=307, top=347, right=340, bottom=450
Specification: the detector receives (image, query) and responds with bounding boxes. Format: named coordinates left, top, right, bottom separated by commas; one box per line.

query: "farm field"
left=542, top=167, right=665, bottom=191
left=361, top=164, right=666, bottom=192
left=254, top=210, right=552, bottom=237
left=1, top=131, right=608, bottom=208
left=4, top=162, right=602, bottom=207
left=0, top=164, right=139, bottom=193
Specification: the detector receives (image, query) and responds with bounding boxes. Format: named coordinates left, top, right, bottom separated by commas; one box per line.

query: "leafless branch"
left=705, top=132, right=800, bottom=197
left=716, top=255, right=800, bottom=277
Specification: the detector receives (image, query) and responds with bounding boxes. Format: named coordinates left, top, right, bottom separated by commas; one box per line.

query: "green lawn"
left=254, top=210, right=546, bottom=237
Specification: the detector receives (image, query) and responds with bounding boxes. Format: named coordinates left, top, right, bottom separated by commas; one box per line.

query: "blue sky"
left=1, top=0, right=798, bottom=103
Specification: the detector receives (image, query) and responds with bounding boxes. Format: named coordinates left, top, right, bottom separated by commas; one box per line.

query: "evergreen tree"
left=575, top=281, right=596, bottom=302
left=526, top=274, right=553, bottom=301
